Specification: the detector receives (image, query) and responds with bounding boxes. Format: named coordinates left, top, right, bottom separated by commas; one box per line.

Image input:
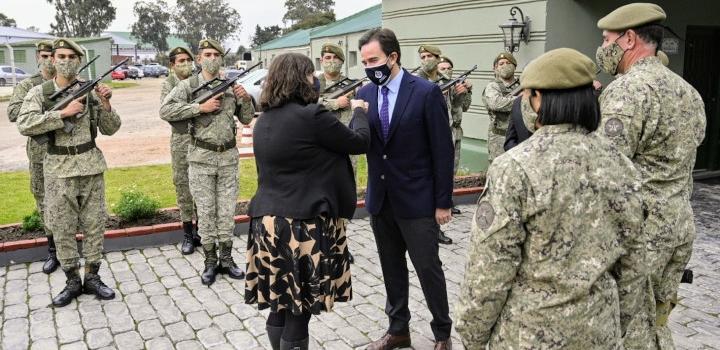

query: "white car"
left=237, top=68, right=268, bottom=110
left=0, top=66, right=31, bottom=86
left=129, top=66, right=144, bottom=78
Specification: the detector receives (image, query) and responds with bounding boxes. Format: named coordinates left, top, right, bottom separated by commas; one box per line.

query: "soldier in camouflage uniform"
left=456, top=48, right=647, bottom=350
left=161, top=46, right=201, bottom=255
left=595, top=4, right=706, bottom=349
left=17, top=38, right=121, bottom=307
left=160, top=39, right=255, bottom=286
left=481, top=52, right=520, bottom=165
left=437, top=55, right=472, bottom=176
left=6, top=40, right=60, bottom=274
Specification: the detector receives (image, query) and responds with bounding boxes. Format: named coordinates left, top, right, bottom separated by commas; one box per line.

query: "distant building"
left=0, top=26, right=54, bottom=44
left=101, top=31, right=190, bottom=63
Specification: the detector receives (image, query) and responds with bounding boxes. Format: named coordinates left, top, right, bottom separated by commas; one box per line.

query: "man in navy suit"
left=356, top=28, right=454, bottom=350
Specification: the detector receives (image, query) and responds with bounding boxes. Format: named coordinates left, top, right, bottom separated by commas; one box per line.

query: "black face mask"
left=365, top=56, right=394, bottom=86
left=313, top=76, right=321, bottom=92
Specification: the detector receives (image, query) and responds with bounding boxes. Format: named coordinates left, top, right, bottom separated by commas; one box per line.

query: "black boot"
left=192, top=221, right=201, bottom=247
left=266, top=326, right=283, bottom=350
left=280, top=337, right=309, bottom=350
left=201, top=243, right=219, bottom=285
left=83, top=262, right=116, bottom=300
left=181, top=221, right=196, bottom=255
left=42, top=236, right=60, bottom=274
left=218, top=241, right=245, bottom=280
left=52, top=266, right=82, bottom=307
left=438, top=230, right=453, bottom=245
left=451, top=206, right=461, bottom=215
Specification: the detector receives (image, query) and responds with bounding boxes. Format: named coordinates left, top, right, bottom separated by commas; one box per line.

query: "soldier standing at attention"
left=17, top=38, right=121, bottom=306
left=595, top=4, right=706, bottom=348
left=160, top=39, right=255, bottom=286
left=161, top=46, right=201, bottom=255
left=456, top=48, right=646, bottom=350
left=7, top=40, right=60, bottom=274
left=437, top=56, right=472, bottom=182
left=482, top=52, right=520, bottom=165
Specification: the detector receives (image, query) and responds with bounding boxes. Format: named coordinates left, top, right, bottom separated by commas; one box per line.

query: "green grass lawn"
left=108, top=81, right=139, bottom=89
left=0, top=157, right=368, bottom=225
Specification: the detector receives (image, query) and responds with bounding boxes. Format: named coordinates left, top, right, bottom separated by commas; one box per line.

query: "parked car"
left=111, top=68, right=126, bottom=80
left=130, top=65, right=144, bottom=78
left=142, top=65, right=158, bottom=77
left=224, top=68, right=244, bottom=80
left=0, top=66, right=32, bottom=86
left=237, top=68, right=268, bottom=110
left=156, top=65, right=169, bottom=77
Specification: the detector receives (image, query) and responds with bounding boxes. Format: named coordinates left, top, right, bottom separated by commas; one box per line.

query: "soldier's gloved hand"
left=336, top=95, right=350, bottom=109
left=60, top=97, right=85, bottom=118
left=199, top=94, right=222, bottom=113
left=233, top=84, right=251, bottom=102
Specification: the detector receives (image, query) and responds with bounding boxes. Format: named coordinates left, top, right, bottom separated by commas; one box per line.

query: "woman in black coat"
left=244, top=52, right=370, bottom=350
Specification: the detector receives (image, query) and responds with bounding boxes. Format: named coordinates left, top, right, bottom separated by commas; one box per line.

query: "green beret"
left=198, top=39, right=224, bottom=56
left=438, top=55, right=454, bottom=67
left=169, top=46, right=193, bottom=60
left=53, top=38, right=84, bottom=57
left=520, top=48, right=596, bottom=90
left=657, top=50, right=669, bottom=66
left=597, top=3, right=666, bottom=31
left=494, top=52, right=517, bottom=66
left=321, top=43, right=345, bottom=62
left=418, top=44, right=441, bottom=57
left=36, top=40, right=53, bottom=52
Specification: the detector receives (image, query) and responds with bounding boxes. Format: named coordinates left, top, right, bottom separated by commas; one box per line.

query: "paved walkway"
left=1, top=182, right=718, bottom=350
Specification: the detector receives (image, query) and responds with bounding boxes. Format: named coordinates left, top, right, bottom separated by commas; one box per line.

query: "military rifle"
left=326, top=77, right=368, bottom=99
left=438, top=65, right=477, bottom=93
left=191, top=61, right=262, bottom=104
left=409, top=66, right=421, bottom=74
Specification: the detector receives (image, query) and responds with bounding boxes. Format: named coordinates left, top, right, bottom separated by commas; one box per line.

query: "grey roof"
left=0, top=26, right=54, bottom=43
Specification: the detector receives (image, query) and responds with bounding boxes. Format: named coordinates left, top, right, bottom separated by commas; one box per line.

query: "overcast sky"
left=2, top=0, right=381, bottom=49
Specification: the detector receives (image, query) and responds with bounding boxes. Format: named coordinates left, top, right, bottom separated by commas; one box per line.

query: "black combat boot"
left=201, top=243, right=219, bottom=285
left=266, top=325, right=283, bottom=350
left=42, top=236, right=60, bottom=274
left=218, top=241, right=245, bottom=280
left=192, top=220, right=201, bottom=247
left=438, top=230, right=453, bottom=245
left=181, top=221, right=196, bottom=255
left=83, top=262, right=116, bottom=300
left=280, top=337, right=309, bottom=350
left=52, top=265, right=82, bottom=307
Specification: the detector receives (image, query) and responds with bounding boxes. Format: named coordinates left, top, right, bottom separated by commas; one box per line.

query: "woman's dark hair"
left=260, top=53, right=318, bottom=110
left=536, top=84, right=600, bottom=132
left=359, top=28, right=402, bottom=66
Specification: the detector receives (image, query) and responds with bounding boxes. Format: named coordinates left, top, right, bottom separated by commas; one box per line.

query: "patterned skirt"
left=244, top=215, right=352, bottom=315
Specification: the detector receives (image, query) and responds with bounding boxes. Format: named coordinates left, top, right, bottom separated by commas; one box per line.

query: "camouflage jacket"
left=7, top=73, right=48, bottom=163
left=456, top=124, right=646, bottom=349
left=416, top=69, right=467, bottom=126
left=160, top=72, right=180, bottom=102
left=598, top=56, right=706, bottom=250
left=319, top=73, right=353, bottom=125
left=160, top=73, right=254, bottom=167
left=16, top=80, right=121, bottom=178
left=482, top=77, right=519, bottom=134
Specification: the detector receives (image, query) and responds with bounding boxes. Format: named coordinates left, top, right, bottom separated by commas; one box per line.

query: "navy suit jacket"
left=356, top=68, right=454, bottom=219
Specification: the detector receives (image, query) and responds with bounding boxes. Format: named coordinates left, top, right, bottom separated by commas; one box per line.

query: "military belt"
left=452, top=122, right=462, bottom=128
left=193, top=138, right=236, bottom=152
left=47, top=140, right=96, bottom=155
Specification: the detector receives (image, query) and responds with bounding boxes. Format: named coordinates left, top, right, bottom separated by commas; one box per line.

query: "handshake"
left=350, top=99, right=369, bottom=112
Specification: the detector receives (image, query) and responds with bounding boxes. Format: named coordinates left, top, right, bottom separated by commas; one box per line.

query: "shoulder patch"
left=604, top=117, right=624, bottom=137
left=475, top=201, right=495, bottom=231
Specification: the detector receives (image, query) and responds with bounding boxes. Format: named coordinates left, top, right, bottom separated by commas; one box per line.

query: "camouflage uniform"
left=16, top=80, right=121, bottom=269
left=319, top=73, right=357, bottom=174
left=597, top=56, right=706, bottom=348
left=161, top=72, right=195, bottom=222
left=160, top=74, right=254, bottom=246
left=482, top=77, right=519, bottom=164
left=448, top=84, right=472, bottom=174
left=456, top=124, right=646, bottom=349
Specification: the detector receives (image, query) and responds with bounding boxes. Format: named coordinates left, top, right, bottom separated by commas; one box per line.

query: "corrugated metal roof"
left=255, top=28, right=315, bottom=51
left=311, top=4, right=381, bottom=39
left=102, top=31, right=190, bottom=51
left=0, top=26, right=54, bottom=43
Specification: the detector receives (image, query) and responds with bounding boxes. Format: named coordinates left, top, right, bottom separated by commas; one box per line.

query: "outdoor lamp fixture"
left=499, top=6, right=531, bottom=52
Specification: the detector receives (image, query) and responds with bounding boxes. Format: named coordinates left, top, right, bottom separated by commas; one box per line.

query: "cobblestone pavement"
left=1, top=182, right=718, bottom=350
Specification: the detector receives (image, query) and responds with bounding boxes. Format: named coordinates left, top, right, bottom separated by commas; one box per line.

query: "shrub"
left=113, top=186, right=160, bottom=222
left=21, top=210, right=43, bottom=232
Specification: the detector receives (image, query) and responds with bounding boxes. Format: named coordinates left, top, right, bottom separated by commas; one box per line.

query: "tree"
left=174, top=0, right=242, bottom=52
left=0, top=13, right=17, bottom=27
left=285, top=12, right=335, bottom=33
left=46, top=0, right=116, bottom=37
left=251, top=25, right=282, bottom=48
left=282, top=0, right=335, bottom=26
left=236, top=45, right=247, bottom=56
left=131, top=0, right=171, bottom=53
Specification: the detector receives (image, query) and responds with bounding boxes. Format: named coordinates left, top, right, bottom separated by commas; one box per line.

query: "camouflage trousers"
left=170, top=132, right=195, bottom=222
left=189, top=162, right=238, bottom=245
left=28, top=161, right=53, bottom=238
left=487, top=130, right=506, bottom=165
left=44, top=173, right=106, bottom=268
left=452, top=126, right=463, bottom=175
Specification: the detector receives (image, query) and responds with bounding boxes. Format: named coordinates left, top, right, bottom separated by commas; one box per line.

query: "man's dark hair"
left=260, top=52, right=318, bottom=110
left=359, top=28, right=402, bottom=66
left=536, top=85, right=600, bottom=132
left=632, top=23, right=664, bottom=47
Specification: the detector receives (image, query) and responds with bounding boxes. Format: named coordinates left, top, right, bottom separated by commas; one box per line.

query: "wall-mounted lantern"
left=499, top=6, right=531, bottom=52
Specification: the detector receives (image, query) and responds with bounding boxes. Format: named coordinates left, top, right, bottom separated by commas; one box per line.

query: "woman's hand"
left=350, top=99, right=368, bottom=112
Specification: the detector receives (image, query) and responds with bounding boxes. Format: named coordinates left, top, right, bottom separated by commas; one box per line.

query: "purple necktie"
left=380, top=86, right=390, bottom=140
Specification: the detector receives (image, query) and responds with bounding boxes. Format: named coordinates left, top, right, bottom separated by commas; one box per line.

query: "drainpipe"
left=80, top=45, right=93, bottom=80
left=4, top=39, right=17, bottom=86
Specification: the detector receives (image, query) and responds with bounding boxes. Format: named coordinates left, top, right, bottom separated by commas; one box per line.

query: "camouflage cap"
left=418, top=44, right=441, bottom=57
left=597, top=3, right=666, bottom=31
left=36, top=40, right=53, bottom=53
left=520, top=48, right=596, bottom=90
left=168, top=46, right=193, bottom=60
left=438, top=55, right=454, bottom=67
left=321, top=43, right=345, bottom=62
left=53, top=38, right=84, bottom=56
left=494, top=52, right=517, bottom=66
left=198, top=39, right=224, bottom=56
left=657, top=50, right=669, bottom=66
